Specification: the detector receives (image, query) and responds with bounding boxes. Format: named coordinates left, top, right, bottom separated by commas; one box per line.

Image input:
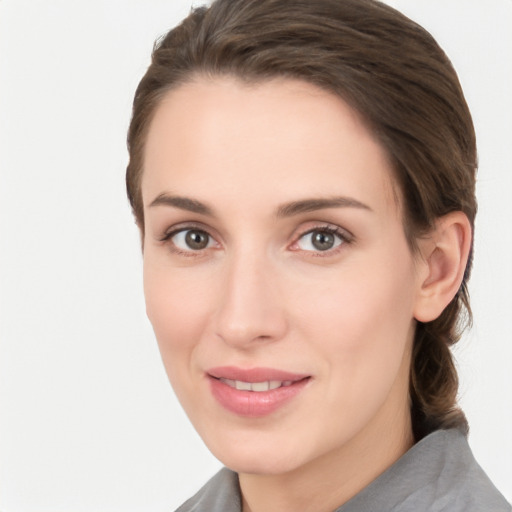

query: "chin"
left=222, top=451, right=303, bottom=476
left=204, top=432, right=307, bottom=475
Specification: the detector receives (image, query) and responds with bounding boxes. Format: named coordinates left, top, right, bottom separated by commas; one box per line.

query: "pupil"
left=185, top=230, right=209, bottom=250
left=312, top=231, right=334, bottom=251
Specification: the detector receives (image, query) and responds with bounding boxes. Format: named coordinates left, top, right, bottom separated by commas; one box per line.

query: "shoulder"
left=338, top=429, right=511, bottom=512
left=174, top=468, right=241, bottom=512
left=436, top=429, right=511, bottom=512
left=418, top=429, right=511, bottom=512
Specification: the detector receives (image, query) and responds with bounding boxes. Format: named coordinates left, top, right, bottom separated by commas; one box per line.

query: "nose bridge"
left=214, top=244, right=287, bottom=347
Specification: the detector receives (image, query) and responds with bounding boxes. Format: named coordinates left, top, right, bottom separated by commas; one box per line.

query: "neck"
left=239, top=399, right=414, bottom=512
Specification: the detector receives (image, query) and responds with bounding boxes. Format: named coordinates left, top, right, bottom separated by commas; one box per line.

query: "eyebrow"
left=149, top=193, right=214, bottom=216
left=148, top=193, right=371, bottom=218
left=276, top=197, right=372, bottom=217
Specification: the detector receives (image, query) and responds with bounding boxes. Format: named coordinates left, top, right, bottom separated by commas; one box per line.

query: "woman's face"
left=141, top=77, right=425, bottom=475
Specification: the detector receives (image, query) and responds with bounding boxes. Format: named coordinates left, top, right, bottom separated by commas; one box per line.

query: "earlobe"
left=413, top=212, right=472, bottom=323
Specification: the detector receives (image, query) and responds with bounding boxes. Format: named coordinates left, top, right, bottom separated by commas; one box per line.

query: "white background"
left=0, top=1, right=510, bottom=510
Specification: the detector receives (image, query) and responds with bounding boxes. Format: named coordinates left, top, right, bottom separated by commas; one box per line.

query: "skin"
left=140, top=77, right=470, bottom=512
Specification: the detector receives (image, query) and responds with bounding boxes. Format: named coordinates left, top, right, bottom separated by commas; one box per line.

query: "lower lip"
left=208, top=377, right=310, bottom=417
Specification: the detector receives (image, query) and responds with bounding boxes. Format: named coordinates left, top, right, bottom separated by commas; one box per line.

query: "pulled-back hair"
left=126, top=0, right=477, bottom=440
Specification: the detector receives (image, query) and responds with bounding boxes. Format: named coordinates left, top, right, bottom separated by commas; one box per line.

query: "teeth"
left=251, top=381, right=269, bottom=392
left=235, top=380, right=252, bottom=391
left=219, top=378, right=289, bottom=392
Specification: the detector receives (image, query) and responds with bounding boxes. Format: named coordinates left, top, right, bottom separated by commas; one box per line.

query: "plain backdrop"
left=0, top=1, right=511, bottom=510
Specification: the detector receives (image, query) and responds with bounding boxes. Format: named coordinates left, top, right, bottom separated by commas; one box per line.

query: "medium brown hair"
left=126, top=0, right=477, bottom=439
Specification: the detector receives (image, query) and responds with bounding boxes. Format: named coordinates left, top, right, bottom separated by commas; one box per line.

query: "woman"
left=126, top=0, right=511, bottom=510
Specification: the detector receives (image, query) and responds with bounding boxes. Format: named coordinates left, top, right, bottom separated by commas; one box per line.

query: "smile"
left=207, top=367, right=311, bottom=417
left=218, top=378, right=294, bottom=392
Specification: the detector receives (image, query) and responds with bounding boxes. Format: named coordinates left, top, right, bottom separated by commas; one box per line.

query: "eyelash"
left=159, top=223, right=352, bottom=257
left=159, top=223, right=216, bottom=258
left=290, top=225, right=352, bottom=257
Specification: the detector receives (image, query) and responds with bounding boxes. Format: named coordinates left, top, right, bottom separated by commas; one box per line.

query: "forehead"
left=142, top=76, right=400, bottom=219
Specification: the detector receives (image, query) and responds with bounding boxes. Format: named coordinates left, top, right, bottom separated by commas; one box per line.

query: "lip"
left=207, top=366, right=311, bottom=417
left=208, top=366, right=308, bottom=382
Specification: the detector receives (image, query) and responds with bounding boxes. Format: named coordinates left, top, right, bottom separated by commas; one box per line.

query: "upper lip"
left=207, top=366, right=310, bottom=383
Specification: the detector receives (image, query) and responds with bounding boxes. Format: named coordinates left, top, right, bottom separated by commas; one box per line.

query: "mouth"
left=207, top=367, right=311, bottom=417
left=217, top=378, right=296, bottom=392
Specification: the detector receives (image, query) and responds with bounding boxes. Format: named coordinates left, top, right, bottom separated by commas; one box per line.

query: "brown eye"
left=171, top=229, right=213, bottom=251
left=312, top=231, right=335, bottom=251
left=297, top=229, right=343, bottom=252
left=185, top=230, right=210, bottom=249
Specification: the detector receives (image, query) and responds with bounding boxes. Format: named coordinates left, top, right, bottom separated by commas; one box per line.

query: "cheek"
left=294, top=254, right=418, bottom=387
left=299, top=263, right=415, bottom=343
left=295, top=273, right=416, bottom=442
left=143, top=260, right=213, bottom=380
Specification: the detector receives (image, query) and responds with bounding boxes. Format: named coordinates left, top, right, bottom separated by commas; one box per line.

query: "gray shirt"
left=175, top=428, right=511, bottom=511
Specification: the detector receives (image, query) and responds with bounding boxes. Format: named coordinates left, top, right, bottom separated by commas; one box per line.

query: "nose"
left=213, top=250, right=288, bottom=349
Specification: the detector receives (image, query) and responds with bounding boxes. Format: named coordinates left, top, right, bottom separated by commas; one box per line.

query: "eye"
left=296, top=228, right=344, bottom=252
left=171, top=229, right=215, bottom=251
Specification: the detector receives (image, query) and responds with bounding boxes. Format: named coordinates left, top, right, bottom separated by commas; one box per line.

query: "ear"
left=413, top=211, right=472, bottom=323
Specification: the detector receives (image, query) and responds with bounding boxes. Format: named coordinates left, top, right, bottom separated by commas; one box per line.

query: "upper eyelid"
left=159, top=226, right=219, bottom=256
left=159, top=222, right=215, bottom=241
left=293, top=223, right=353, bottom=242
left=287, top=224, right=354, bottom=256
